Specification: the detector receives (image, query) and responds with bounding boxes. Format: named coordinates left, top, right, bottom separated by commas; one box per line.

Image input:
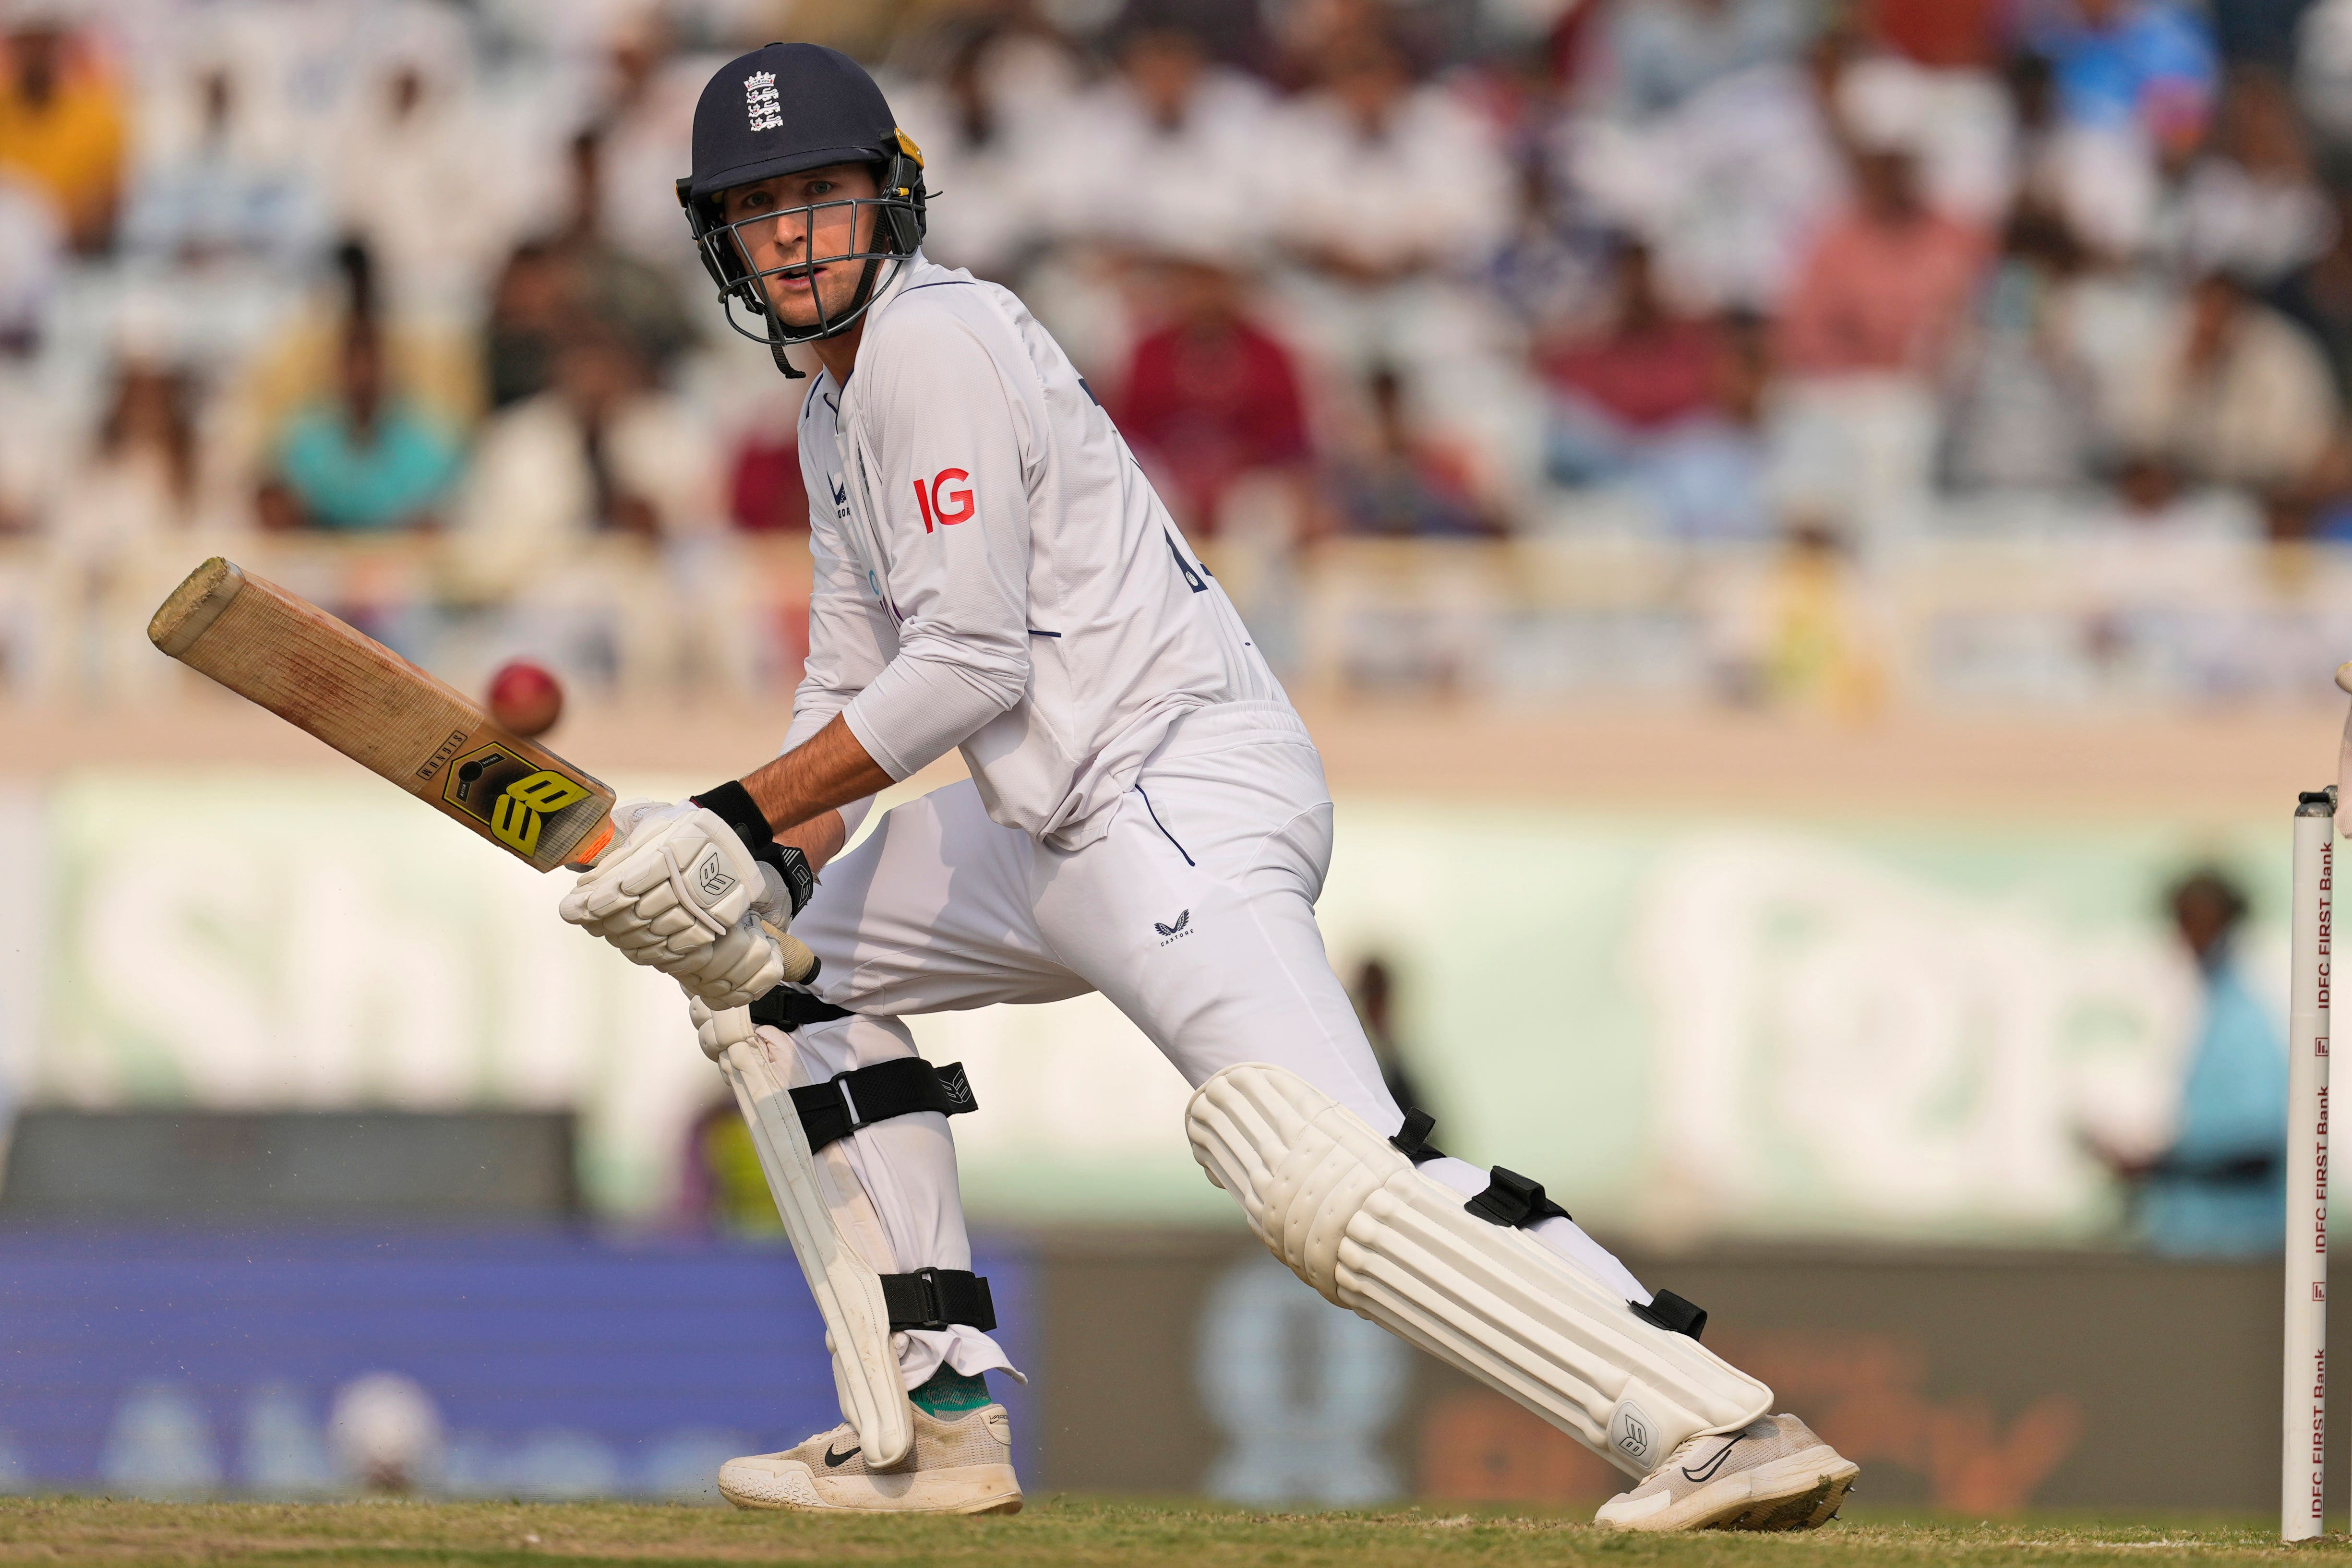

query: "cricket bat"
left=148, top=556, right=816, bottom=981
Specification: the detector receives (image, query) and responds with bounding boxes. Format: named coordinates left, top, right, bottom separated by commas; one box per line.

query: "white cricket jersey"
left=788, top=253, right=1298, bottom=850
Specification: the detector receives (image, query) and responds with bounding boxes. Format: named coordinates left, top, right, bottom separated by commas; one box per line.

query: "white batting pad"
left=1187, top=1062, right=1772, bottom=1476
left=720, top=1035, right=916, bottom=1470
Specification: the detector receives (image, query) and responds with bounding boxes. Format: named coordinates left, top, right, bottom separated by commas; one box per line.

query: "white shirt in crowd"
left=448, top=385, right=721, bottom=599
left=2118, top=297, right=2340, bottom=490
left=330, top=62, right=511, bottom=314
left=883, top=36, right=1082, bottom=279
left=1037, top=65, right=1277, bottom=259
left=1268, top=81, right=1513, bottom=276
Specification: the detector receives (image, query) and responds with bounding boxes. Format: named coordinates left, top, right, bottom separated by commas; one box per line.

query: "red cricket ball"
left=487, top=658, right=564, bottom=739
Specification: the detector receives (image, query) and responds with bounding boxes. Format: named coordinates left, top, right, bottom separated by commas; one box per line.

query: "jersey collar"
left=867, top=248, right=941, bottom=319
left=834, top=250, right=943, bottom=397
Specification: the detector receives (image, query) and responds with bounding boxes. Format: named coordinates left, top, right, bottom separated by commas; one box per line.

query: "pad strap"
left=1438, top=1137, right=1709, bottom=1342
left=881, top=1267, right=996, bottom=1332
left=1465, top=1165, right=1572, bottom=1227
left=1631, top=1288, right=1709, bottom=1341
left=1390, top=1112, right=1573, bottom=1233
left=691, top=780, right=816, bottom=916
left=790, top=1058, right=977, bottom=1154
left=748, top=986, right=854, bottom=1033
left=1388, top=1107, right=1448, bottom=1165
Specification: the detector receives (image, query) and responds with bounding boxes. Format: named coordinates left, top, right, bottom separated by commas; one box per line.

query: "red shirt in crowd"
left=1861, top=0, right=2012, bottom=69
left=1777, top=209, right=1990, bottom=377
left=1538, top=317, right=1725, bottom=430
left=729, top=432, right=809, bottom=532
left=1118, top=317, right=1311, bottom=534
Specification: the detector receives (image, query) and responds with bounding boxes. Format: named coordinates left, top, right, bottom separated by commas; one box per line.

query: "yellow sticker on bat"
left=441, top=744, right=594, bottom=858
left=492, top=771, right=590, bottom=854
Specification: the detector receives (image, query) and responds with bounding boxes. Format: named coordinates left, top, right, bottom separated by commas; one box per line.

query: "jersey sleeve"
left=783, top=428, right=893, bottom=838
left=839, top=311, right=1035, bottom=780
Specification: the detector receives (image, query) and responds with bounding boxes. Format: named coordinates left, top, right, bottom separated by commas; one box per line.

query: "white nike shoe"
left=1593, top=1413, right=1858, bottom=1532
left=716, top=1402, right=1023, bottom=1515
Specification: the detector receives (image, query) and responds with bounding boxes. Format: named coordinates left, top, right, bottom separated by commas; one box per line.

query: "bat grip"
left=763, top=921, right=821, bottom=986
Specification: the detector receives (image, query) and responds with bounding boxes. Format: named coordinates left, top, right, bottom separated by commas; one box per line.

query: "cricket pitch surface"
left=0, top=1497, right=2339, bottom=1566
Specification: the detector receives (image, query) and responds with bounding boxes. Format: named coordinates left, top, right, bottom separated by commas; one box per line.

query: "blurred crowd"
left=8, top=0, right=2352, bottom=705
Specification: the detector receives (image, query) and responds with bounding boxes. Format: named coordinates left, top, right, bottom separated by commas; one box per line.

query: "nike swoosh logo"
left=824, top=1445, right=860, bottom=1468
left=1681, top=1436, right=1741, bottom=1484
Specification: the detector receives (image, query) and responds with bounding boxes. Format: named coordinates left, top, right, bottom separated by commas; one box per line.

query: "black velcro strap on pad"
left=748, top=986, right=852, bottom=1033
left=790, top=1057, right=977, bottom=1153
left=881, top=1267, right=996, bottom=1332
left=1464, top=1166, right=1572, bottom=1228
left=1631, top=1288, right=1708, bottom=1341
left=1389, top=1107, right=1447, bottom=1165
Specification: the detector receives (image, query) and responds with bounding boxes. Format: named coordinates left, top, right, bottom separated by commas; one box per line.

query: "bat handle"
left=762, top=921, right=821, bottom=986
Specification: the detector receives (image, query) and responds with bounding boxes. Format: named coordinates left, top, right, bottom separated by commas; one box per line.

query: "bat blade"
left=149, top=557, right=618, bottom=872
left=149, top=557, right=821, bottom=985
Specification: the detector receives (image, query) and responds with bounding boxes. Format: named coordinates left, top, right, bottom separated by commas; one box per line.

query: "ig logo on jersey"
left=912, top=467, right=973, bottom=532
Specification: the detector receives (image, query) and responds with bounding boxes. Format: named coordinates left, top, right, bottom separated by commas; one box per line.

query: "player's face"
left=719, top=164, right=883, bottom=330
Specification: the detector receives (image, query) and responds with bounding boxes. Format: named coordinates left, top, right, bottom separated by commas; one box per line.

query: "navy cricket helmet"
left=677, top=43, right=928, bottom=377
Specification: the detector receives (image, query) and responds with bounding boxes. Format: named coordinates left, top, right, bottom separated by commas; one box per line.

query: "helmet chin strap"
left=764, top=311, right=806, bottom=379
left=834, top=251, right=888, bottom=328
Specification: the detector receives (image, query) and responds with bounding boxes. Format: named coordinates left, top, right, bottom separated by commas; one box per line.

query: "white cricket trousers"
left=777, top=701, right=1651, bottom=1386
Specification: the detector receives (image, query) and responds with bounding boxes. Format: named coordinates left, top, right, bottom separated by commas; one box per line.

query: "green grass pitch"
left=0, top=1497, right=2335, bottom=1567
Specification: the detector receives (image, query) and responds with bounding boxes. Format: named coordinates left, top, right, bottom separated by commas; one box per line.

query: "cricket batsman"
left=558, top=41, right=1860, bottom=1530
